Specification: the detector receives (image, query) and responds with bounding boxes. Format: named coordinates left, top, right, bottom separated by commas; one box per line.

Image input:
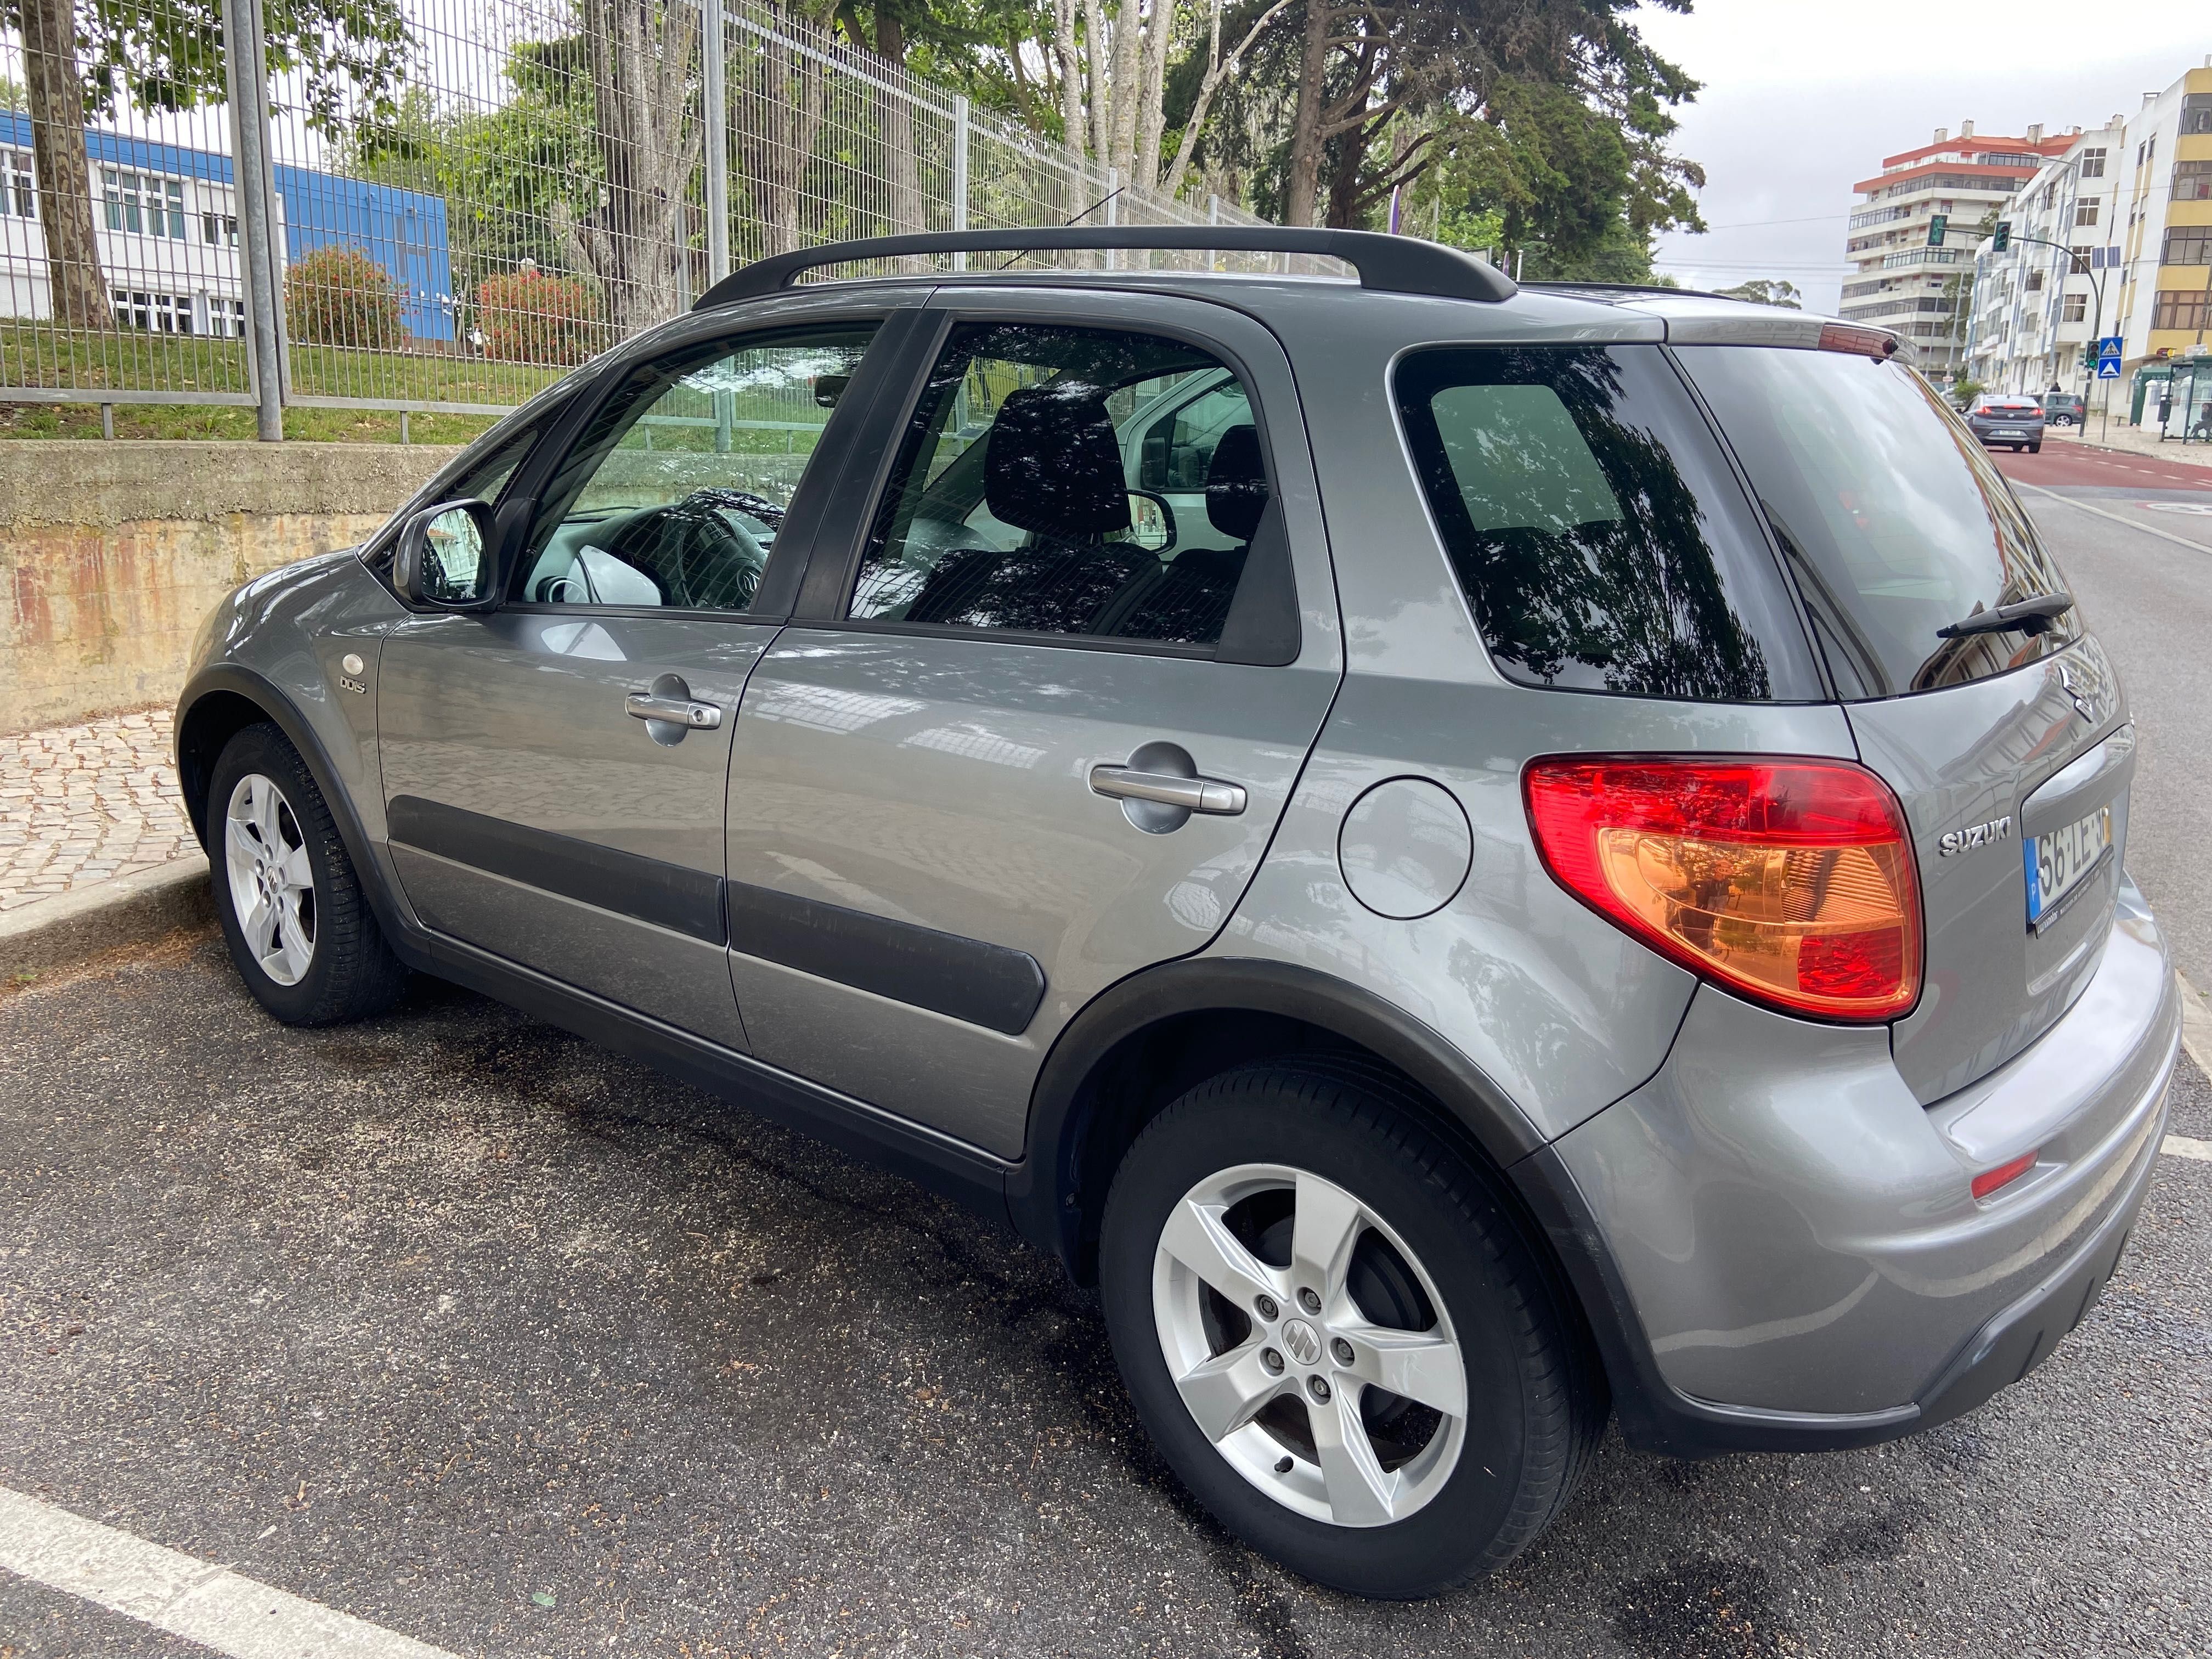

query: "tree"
left=5, top=0, right=410, bottom=332
left=562, top=0, right=703, bottom=335
left=1716, top=279, right=1801, bottom=308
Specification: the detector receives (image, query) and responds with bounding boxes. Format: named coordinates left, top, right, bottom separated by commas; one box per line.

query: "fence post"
left=221, top=0, right=284, bottom=441
left=702, top=0, right=730, bottom=286
left=951, top=95, right=969, bottom=272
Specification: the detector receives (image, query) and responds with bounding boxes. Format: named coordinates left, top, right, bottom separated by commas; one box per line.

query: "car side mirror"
left=394, top=499, right=500, bottom=610
left=1127, top=489, right=1177, bottom=554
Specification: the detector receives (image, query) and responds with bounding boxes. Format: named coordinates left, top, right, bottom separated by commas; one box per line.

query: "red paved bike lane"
left=1992, top=442, right=2212, bottom=493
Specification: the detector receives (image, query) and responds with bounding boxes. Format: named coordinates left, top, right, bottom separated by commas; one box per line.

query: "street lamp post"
left=1999, top=229, right=2107, bottom=436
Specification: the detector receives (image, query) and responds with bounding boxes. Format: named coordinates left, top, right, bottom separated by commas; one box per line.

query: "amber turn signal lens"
left=1524, top=757, right=1922, bottom=1022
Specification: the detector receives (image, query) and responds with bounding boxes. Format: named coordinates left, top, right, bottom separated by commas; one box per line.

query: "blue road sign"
left=2097, top=360, right=2121, bottom=379
left=2096, top=335, right=2124, bottom=367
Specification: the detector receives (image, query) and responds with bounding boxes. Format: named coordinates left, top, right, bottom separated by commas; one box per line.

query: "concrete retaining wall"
left=2, top=441, right=461, bottom=733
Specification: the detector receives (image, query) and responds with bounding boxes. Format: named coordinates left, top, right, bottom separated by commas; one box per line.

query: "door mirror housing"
left=394, top=499, right=500, bottom=610
left=1126, top=488, right=1177, bottom=553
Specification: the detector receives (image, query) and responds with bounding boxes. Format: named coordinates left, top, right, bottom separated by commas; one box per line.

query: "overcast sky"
left=1635, top=2, right=2210, bottom=312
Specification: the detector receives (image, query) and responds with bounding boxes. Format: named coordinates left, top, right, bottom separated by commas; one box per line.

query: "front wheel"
left=209, top=723, right=407, bottom=1025
left=1099, top=1060, right=1605, bottom=1598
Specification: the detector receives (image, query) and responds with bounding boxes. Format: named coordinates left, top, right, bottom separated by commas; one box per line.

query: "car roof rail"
left=693, top=227, right=1519, bottom=309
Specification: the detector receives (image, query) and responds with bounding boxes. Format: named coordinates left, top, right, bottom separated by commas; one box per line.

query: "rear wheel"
left=1099, top=1060, right=1604, bottom=1598
left=209, top=723, right=407, bottom=1026
left=2029, top=442, right=2042, bottom=453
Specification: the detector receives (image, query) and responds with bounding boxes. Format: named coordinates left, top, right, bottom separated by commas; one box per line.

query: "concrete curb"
left=0, top=855, right=213, bottom=981
left=2180, top=973, right=2212, bottom=1081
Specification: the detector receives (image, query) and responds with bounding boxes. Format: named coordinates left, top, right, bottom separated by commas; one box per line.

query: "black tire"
left=208, top=723, right=407, bottom=1025
left=2029, top=442, right=2042, bottom=453
left=1099, top=1059, right=1605, bottom=1598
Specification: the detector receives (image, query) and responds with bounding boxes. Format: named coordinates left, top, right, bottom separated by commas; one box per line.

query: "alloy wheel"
left=1150, top=1163, right=1468, bottom=1527
left=224, top=772, right=317, bottom=987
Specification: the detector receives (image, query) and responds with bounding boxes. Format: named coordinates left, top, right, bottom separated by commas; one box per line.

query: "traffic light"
left=1992, top=221, right=2011, bottom=252
left=1928, top=214, right=1948, bottom=247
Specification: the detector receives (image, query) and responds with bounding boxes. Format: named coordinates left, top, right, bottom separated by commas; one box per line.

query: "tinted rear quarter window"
left=1676, top=347, right=2078, bottom=698
left=1395, top=345, right=1821, bottom=701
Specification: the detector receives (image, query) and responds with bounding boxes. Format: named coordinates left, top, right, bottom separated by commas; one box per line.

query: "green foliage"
left=341, top=45, right=602, bottom=297
left=284, top=245, right=406, bottom=348
left=16, top=0, right=412, bottom=132
left=1717, top=279, right=1802, bottom=308
left=476, top=268, right=601, bottom=365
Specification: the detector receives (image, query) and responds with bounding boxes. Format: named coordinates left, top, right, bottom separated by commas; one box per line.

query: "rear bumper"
left=1518, top=877, right=2179, bottom=1456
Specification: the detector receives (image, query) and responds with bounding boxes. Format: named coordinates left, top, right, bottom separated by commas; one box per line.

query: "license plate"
left=2025, top=806, right=2113, bottom=929
left=1996, top=428, right=2028, bottom=438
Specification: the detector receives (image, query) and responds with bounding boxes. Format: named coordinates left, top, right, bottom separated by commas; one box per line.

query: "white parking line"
left=2165, top=1135, right=2212, bottom=1163
left=0, top=1486, right=460, bottom=1659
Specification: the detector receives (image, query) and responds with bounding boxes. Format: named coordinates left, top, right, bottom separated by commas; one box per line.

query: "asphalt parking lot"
left=4, top=462, right=2212, bottom=1658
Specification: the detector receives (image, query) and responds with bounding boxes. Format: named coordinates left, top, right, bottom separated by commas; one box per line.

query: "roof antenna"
left=1001, top=185, right=1128, bottom=269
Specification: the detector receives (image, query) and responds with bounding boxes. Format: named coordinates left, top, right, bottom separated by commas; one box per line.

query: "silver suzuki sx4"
left=176, top=229, right=2180, bottom=1598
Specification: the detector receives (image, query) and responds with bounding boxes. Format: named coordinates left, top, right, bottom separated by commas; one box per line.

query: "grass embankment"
left=0, top=323, right=567, bottom=444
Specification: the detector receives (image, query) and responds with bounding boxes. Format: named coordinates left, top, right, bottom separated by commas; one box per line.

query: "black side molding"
left=387, top=796, right=725, bottom=945
left=724, top=879, right=1046, bottom=1037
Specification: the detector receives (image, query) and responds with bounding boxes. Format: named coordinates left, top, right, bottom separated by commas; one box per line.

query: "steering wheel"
left=600, top=490, right=770, bottom=611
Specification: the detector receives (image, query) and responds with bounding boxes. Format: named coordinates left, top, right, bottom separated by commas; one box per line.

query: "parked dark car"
left=2039, top=392, right=2086, bottom=426
left=1966, top=393, right=2046, bottom=451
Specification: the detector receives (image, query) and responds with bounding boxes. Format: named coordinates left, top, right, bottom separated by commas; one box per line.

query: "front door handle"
left=626, top=692, right=723, bottom=730
left=1088, top=764, right=1246, bottom=816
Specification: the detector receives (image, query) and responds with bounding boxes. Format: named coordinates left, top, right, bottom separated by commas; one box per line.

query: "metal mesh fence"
left=0, top=0, right=1270, bottom=426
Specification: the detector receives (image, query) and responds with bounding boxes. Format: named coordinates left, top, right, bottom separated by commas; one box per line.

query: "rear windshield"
left=1677, top=347, right=2078, bottom=698
left=1394, top=345, right=1821, bottom=702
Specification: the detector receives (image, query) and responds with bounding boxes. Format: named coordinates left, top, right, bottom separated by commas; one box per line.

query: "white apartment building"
left=1840, top=121, right=2075, bottom=379
left=1967, top=58, right=2212, bottom=402
left=1962, top=121, right=2123, bottom=396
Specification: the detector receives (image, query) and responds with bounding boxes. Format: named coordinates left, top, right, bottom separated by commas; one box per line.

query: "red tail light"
left=1524, top=757, right=1922, bottom=1022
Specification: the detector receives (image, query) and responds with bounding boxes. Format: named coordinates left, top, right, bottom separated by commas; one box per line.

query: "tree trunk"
left=1084, top=0, right=1111, bottom=162
left=1054, top=0, right=1087, bottom=156
left=1133, top=0, right=1173, bottom=193
left=1282, top=0, right=1331, bottom=227
left=736, top=27, right=828, bottom=257
left=1106, top=0, right=1143, bottom=180
left=21, top=0, right=110, bottom=329
left=1322, top=38, right=1376, bottom=227
left=871, top=13, right=923, bottom=238
left=565, top=0, right=703, bottom=336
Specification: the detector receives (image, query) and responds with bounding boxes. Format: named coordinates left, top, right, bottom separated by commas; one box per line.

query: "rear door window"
left=1677, top=347, right=2078, bottom=697
left=1394, top=345, right=1822, bottom=701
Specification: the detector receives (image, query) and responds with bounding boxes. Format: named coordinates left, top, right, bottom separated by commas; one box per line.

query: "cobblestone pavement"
left=0, top=709, right=195, bottom=914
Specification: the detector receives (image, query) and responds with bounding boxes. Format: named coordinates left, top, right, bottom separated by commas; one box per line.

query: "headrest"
left=1205, top=425, right=1270, bottom=542
left=984, top=384, right=1132, bottom=539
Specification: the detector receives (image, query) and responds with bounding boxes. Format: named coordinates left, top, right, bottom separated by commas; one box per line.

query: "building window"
left=2026, top=269, right=2044, bottom=291
left=204, top=295, right=246, bottom=338
left=1, top=151, right=33, bottom=218
left=2162, top=228, right=2212, bottom=267
left=2151, top=291, right=2210, bottom=332
left=101, top=170, right=185, bottom=239
left=2073, top=199, right=2099, bottom=226
left=201, top=211, right=238, bottom=247
left=2184, top=95, right=2212, bottom=136
left=110, top=289, right=193, bottom=333
left=2176, top=160, right=2212, bottom=202
left=2078, top=148, right=2107, bottom=179
left=2063, top=293, right=2087, bottom=322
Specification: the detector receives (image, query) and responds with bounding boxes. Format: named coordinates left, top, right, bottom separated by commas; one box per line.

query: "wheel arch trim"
left=176, top=665, right=424, bottom=964
left=1008, top=956, right=1547, bottom=1267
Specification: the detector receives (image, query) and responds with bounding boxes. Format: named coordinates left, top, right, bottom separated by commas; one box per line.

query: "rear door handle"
left=626, top=692, right=723, bottom=730
left=1088, top=765, right=1246, bottom=816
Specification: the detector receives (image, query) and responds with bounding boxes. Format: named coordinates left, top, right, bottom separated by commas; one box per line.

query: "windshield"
left=1675, top=347, right=2078, bottom=698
